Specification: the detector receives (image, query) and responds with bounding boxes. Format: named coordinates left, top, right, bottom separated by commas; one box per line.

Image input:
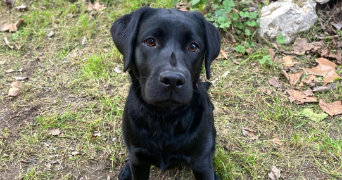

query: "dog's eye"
left=189, top=43, right=198, bottom=52
left=145, top=38, right=156, bottom=47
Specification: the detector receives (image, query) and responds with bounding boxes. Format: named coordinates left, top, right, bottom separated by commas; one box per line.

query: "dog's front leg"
left=191, top=156, right=220, bottom=180
left=129, top=156, right=151, bottom=180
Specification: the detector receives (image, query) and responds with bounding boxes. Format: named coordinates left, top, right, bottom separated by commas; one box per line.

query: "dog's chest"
left=132, top=113, right=199, bottom=170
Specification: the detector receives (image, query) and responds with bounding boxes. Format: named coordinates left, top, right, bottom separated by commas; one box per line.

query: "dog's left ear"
left=110, top=7, right=155, bottom=72
left=200, top=14, right=221, bottom=79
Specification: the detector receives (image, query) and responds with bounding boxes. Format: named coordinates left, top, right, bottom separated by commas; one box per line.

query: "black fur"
left=111, top=7, right=221, bottom=180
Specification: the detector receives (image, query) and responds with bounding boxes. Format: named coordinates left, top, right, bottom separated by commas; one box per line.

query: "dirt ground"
left=0, top=0, right=341, bottom=180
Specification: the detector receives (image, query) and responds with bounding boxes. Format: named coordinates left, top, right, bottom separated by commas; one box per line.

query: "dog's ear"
left=110, top=7, right=153, bottom=72
left=202, top=16, right=221, bottom=79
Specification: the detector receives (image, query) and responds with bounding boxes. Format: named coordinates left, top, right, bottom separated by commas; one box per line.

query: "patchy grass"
left=0, top=0, right=341, bottom=179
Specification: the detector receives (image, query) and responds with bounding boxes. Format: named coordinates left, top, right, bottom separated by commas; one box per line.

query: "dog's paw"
left=214, top=173, right=221, bottom=180
left=118, top=163, right=132, bottom=180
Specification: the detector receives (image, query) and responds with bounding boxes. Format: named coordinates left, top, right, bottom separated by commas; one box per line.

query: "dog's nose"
left=159, top=71, right=185, bottom=88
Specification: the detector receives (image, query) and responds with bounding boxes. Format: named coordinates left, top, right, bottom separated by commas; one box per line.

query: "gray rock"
left=315, top=0, right=330, bottom=4
left=258, top=0, right=317, bottom=44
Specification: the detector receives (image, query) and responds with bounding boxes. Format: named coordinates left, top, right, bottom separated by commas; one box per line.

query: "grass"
left=0, top=0, right=341, bottom=179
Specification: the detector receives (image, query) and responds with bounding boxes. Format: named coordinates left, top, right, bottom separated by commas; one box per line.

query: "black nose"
left=159, top=71, right=185, bottom=88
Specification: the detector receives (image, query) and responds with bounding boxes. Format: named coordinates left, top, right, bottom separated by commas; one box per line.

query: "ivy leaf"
left=231, top=12, right=239, bottom=21
left=191, top=0, right=201, bottom=5
left=246, top=21, right=257, bottom=27
left=239, top=11, right=249, bottom=18
left=249, top=12, right=258, bottom=19
left=223, top=0, right=235, bottom=7
left=236, top=45, right=245, bottom=54
left=245, top=29, right=251, bottom=36
left=244, top=42, right=251, bottom=48
left=260, top=55, right=270, bottom=65
left=277, top=33, right=286, bottom=44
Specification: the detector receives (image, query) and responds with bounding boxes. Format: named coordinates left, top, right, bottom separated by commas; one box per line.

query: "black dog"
left=110, top=7, right=221, bottom=180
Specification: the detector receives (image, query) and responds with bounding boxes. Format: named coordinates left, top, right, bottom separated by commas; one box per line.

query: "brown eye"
left=189, top=43, right=198, bottom=52
left=145, top=38, right=156, bottom=47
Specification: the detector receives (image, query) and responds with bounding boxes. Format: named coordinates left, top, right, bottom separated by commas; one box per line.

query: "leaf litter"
left=0, top=19, right=24, bottom=32
left=8, top=81, right=22, bottom=97
left=319, top=100, right=342, bottom=116
left=304, top=58, right=340, bottom=85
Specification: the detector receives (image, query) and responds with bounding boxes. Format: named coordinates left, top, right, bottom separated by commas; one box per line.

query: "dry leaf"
left=268, top=48, right=275, bottom=60
left=71, top=151, right=80, bottom=156
left=49, top=129, right=61, bottom=136
left=15, top=4, right=27, bottom=11
left=4, top=37, right=14, bottom=49
left=220, top=50, right=228, bottom=59
left=232, top=59, right=240, bottom=65
left=286, top=89, right=317, bottom=104
left=321, top=48, right=342, bottom=62
left=269, top=77, right=283, bottom=88
left=8, top=81, right=22, bottom=97
left=222, top=71, right=229, bottom=77
left=114, top=66, right=122, bottom=73
left=312, top=86, right=330, bottom=92
left=271, top=137, right=283, bottom=146
left=0, top=19, right=24, bottom=32
left=293, top=38, right=323, bottom=55
left=282, top=56, right=299, bottom=67
left=268, top=166, right=281, bottom=180
left=241, top=128, right=257, bottom=138
left=304, top=58, right=340, bottom=85
left=293, top=38, right=310, bottom=55
left=88, top=1, right=106, bottom=12
left=47, top=31, right=54, bottom=37
left=301, top=75, right=319, bottom=86
left=282, top=70, right=302, bottom=87
left=319, top=100, right=342, bottom=116
left=303, top=88, right=314, bottom=97
left=0, top=61, right=5, bottom=65
left=4, top=69, right=15, bottom=73
left=14, top=76, right=28, bottom=81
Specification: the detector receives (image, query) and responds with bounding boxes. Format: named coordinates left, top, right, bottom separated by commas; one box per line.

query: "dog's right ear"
left=110, top=7, right=153, bottom=72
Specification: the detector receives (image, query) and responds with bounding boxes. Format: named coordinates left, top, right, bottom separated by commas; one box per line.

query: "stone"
left=258, top=0, right=317, bottom=44
left=315, top=0, right=330, bottom=4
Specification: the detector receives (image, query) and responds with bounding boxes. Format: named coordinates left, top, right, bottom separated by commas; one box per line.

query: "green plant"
left=259, top=55, right=272, bottom=65
left=276, top=33, right=286, bottom=44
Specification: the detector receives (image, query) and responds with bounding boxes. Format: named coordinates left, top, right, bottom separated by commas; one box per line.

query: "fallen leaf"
left=47, top=31, right=54, bottom=37
left=82, top=37, right=87, bottom=46
left=282, top=70, right=302, bottom=87
left=269, top=77, right=283, bottom=88
left=4, top=69, right=15, bottom=73
left=303, top=88, right=314, bottom=97
left=114, top=66, right=122, bottom=73
left=222, top=71, right=229, bottom=77
left=88, top=1, right=106, bottom=12
left=0, top=61, right=5, bottom=65
left=293, top=38, right=323, bottom=55
left=0, top=19, right=24, bottom=32
left=232, top=59, right=240, bottom=65
left=268, top=166, right=281, bottom=180
left=14, top=76, right=28, bottom=81
left=268, top=48, right=275, bottom=60
left=92, top=131, right=101, bottom=138
left=4, top=37, right=14, bottom=49
left=285, top=89, right=317, bottom=104
left=293, top=38, right=311, bottom=55
left=271, top=137, right=283, bottom=146
left=319, top=100, right=342, bottom=116
left=301, top=108, right=328, bottom=122
left=220, top=50, right=228, bottom=59
left=321, top=48, right=342, bottom=62
left=15, top=4, right=27, bottom=11
left=241, top=128, right=257, bottom=138
left=282, top=56, right=299, bottom=67
left=301, top=75, right=319, bottom=86
left=304, top=58, right=340, bottom=85
left=71, top=151, right=80, bottom=156
left=49, top=129, right=61, bottom=136
left=8, top=81, right=22, bottom=97
left=312, top=86, right=331, bottom=92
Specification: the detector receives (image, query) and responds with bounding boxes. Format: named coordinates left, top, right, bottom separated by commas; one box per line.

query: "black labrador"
left=110, top=7, right=221, bottom=180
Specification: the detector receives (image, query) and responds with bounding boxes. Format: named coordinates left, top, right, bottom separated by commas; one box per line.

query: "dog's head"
left=111, top=7, right=220, bottom=107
